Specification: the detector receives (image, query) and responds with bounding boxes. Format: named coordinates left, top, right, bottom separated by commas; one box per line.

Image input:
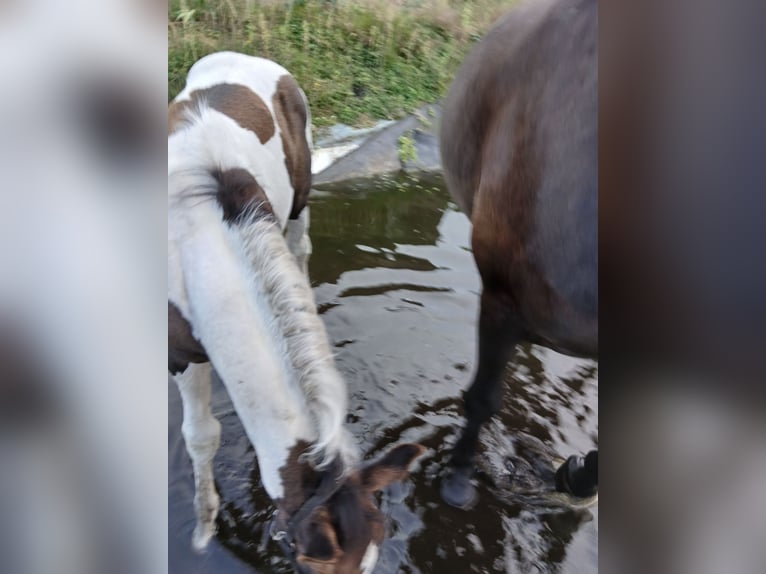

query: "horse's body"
left=439, top=0, right=598, bottom=508
left=168, top=52, right=422, bottom=573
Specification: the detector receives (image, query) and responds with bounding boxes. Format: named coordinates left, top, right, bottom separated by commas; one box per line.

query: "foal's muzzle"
left=268, top=511, right=308, bottom=573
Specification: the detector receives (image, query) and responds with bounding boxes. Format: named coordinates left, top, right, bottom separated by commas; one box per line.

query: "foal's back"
left=168, top=51, right=312, bottom=227
left=440, top=0, right=597, bottom=355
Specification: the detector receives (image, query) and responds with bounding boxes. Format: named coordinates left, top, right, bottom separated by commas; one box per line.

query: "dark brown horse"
left=439, top=0, right=598, bottom=508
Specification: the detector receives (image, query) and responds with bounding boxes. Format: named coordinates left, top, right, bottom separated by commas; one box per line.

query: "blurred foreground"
left=602, top=0, right=766, bottom=572
left=0, top=2, right=166, bottom=574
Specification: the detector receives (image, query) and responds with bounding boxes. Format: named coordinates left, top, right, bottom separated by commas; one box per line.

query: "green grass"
left=398, top=132, right=418, bottom=163
left=169, top=0, right=517, bottom=128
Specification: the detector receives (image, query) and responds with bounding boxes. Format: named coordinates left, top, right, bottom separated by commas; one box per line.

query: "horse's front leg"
left=285, top=207, right=312, bottom=276
left=441, top=289, right=521, bottom=509
left=175, top=362, right=222, bottom=551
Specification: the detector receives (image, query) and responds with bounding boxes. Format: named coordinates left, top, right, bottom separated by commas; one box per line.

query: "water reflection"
left=308, top=175, right=451, bottom=286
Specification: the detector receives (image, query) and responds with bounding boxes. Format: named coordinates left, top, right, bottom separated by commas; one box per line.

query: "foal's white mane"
left=169, top=105, right=357, bottom=473
left=239, top=212, right=358, bottom=469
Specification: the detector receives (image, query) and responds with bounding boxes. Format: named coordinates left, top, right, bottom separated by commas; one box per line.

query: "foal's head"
left=274, top=442, right=425, bottom=574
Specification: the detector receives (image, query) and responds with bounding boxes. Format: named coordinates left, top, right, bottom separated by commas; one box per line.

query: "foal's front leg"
left=175, top=362, right=222, bottom=551
left=285, top=207, right=312, bottom=276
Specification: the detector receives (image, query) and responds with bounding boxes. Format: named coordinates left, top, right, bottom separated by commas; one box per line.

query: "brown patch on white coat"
left=272, top=74, right=312, bottom=220
left=277, top=442, right=427, bottom=574
left=168, top=83, right=275, bottom=143
left=168, top=74, right=311, bottom=224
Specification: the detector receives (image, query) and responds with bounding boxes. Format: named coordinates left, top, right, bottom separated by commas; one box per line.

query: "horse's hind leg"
left=441, top=289, right=521, bottom=509
left=285, top=207, right=312, bottom=276
left=175, top=362, right=222, bottom=551
left=555, top=449, right=598, bottom=497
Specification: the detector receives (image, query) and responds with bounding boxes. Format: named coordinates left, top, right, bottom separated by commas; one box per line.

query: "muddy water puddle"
left=169, top=175, right=598, bottom=573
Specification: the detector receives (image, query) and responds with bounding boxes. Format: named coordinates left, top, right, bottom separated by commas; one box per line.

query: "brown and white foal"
left=168, top=52, right=423, bottom=573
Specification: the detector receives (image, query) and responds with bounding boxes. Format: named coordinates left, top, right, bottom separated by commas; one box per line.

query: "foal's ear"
left=360, top=443, right=426, bottom=493
left=295, top=507, right=341, bottom=568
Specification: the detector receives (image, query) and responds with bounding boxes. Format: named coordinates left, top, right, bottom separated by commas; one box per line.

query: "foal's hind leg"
left=175, top=362, right=222, bottom=551
left=285, top=207, right=312, bottom=276
left=441, top=290, right=521, bottom=509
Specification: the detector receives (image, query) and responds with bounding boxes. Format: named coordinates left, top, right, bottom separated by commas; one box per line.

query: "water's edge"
left=311, top=104, right=443, bottom=186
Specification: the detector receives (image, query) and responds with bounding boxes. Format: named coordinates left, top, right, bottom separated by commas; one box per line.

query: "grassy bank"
left=169, top=0, right=516, bottom=128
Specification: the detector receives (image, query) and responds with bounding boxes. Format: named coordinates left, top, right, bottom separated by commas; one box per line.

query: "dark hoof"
left=555, top=451, right=598, bottom=498
left=441, top=467, right=478, bottom=509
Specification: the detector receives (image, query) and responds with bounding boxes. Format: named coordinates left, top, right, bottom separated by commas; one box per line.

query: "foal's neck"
left=277, top=440, right=345, bottom=516
left=171, top=188, right=353, bottom=499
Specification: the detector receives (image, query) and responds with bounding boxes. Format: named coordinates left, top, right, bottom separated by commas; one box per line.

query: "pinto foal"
left=168, top=52, right=423, bottom=573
